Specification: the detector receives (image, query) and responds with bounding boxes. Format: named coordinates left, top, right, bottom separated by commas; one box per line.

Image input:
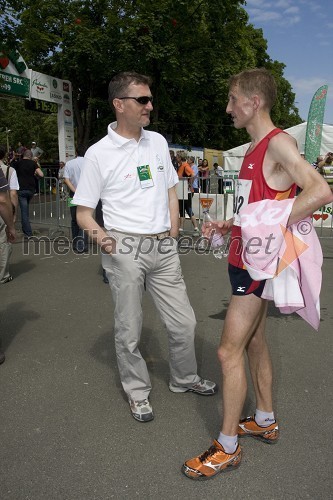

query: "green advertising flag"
left=304, top=85, right=328, bottom=164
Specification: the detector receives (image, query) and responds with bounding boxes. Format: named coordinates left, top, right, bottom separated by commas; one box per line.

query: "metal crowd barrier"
left=313, top=202, right=333, bottom=238
left=177, top=175, right=333, bottom=242
left=177, top=176, right=235, bottom=230
left=26, top=177, right=72, bottom=238
left=18, top=176, right=332, bottom=243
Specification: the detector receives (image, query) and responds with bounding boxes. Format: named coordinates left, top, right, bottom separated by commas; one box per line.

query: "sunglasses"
left=118, top=96, right=153, bottom=105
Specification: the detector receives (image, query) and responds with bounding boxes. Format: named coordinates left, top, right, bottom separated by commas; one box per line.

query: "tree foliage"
left=1, top=0, right=302, bottom=156
left=0, top=98, right=58, bottom=161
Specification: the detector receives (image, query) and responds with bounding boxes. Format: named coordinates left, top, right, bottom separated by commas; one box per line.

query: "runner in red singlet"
left=182, top=68, right=333, bottom=480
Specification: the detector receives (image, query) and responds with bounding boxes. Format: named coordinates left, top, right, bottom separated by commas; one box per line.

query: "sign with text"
left=25, top=97, right=58, bottom=114
left=29, top=70, right=75, bottom=161
left=30, top=70, right=72, bottom=106
left=0, top=70, right=30, bottom=97
left=0, top=49, right=75, bottom=162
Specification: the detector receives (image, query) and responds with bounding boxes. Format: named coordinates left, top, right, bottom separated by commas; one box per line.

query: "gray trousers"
left=102, top=232, right=200, bottom=401
left=0, top=217, right=12, bottom=283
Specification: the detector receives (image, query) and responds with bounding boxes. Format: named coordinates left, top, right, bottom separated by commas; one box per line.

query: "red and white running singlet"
left=228, top=128, right=297, bottom=269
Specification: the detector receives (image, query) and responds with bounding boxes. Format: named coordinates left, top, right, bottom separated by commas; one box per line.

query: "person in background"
left=15, top=149, right=44, bottom=238
left=198, top=158, right=210, bottom=193
left=0, top=145, right=19, bottom=284
left=73, top=71, right=217, bottom=423
left=311, top=155, right=323, bottom=170
left=213, top=162, right=224, bottom=194
left=169, top=150, right=179, bottom=172
left=58, top=161, right=65, bottom=180
left=182, top=67, right=333, bottom=480
left=8, top=146, right=15, bottom=164
left=31, top=141, right=44, bottom=194
left=0, top=164, right=16, bottom=364
left=31, top=141, right=43, bottom=161
left=16, top=142, right=26, bottom=160
left=188, top=156, right=199, bottom=193
left=318, top=152, right=333, bottom=187
left=318, top=152, right=333, bottom=172
left=9, top=151, right=20, bottom=168
left=63, top=145, right=88, bottom=253
left=177, top=152, right=199, bottom=235
left=58, top=161, right=67, bottom=200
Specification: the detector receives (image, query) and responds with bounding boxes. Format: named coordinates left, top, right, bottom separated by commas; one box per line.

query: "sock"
left=217, top=432, right=238, bottom=454
left=255, top=409, right=275, bottom=427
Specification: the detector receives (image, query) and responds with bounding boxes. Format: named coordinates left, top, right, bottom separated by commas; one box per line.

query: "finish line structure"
left=0, top=49, right=75, bottom=162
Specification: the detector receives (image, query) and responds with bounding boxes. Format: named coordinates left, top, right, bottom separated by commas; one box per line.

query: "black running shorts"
left=228, top=264, right=266, bottom=298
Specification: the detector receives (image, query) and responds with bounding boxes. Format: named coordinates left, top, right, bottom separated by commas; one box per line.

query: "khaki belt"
left=111, top=230, right=170, bottom=240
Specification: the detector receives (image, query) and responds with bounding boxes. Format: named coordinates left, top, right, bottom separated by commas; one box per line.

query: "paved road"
left=1, top=234, right=332, bottom=500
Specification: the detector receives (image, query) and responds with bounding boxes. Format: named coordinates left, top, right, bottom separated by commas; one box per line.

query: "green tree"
left=1, top=0, right=302, bottom=153
left=0, top=97, right=58, bottom=160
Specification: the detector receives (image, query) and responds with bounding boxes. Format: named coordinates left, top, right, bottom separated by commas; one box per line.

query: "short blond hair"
left=229, top=68, right=277, bottom=111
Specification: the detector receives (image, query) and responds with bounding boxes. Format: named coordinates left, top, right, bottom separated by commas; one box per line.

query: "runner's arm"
left=269, top=134, right=333, bottom=225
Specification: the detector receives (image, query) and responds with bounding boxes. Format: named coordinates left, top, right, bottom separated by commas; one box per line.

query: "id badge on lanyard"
left=137, top=165, right=154, bottom=188
left=233, top=179, right=252, bottom=226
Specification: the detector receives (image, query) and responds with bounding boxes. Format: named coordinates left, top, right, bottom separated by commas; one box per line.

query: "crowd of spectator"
left=169, top=150, right=224, bottom=195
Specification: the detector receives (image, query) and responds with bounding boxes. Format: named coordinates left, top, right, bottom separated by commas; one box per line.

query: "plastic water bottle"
left=202, top=210, right=225, bottom=259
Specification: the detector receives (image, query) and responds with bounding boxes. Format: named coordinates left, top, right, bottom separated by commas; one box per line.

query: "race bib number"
left=233, top=179, right=252, bottom=226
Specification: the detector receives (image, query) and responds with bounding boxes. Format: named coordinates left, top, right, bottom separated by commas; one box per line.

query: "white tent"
left=223, top=122, right=333, bottom=171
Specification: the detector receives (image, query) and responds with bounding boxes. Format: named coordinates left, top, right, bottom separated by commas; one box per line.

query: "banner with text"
left=304, top=85, right=328, bottom=165
left=30, top=70, right=75, bottom=161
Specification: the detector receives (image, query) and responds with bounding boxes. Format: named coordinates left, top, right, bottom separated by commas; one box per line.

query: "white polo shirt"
left=0, top=163, right=19, bottom=190
left=73, top=122, right=178, bottom=234
left=63, top=156, right=85, bottom=189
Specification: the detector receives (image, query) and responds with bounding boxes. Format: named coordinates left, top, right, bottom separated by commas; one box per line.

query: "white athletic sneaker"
left=169, top=378, right=218, bottom=396
left=129, top=398, right=154, bottom=422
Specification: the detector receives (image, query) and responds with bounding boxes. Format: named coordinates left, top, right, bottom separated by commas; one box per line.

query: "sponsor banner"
left=0, top=50, right=74, bottom=163
left=313, top=203, right=333, bottom=228
left=65, top=127, right=75, bottom=153
left=304, top=85, right=328, bottom=165
left=30, top=70, right=72, bottom=105
left=58, top=107, right=75, bottom=161
left=0, top=70, right=30, bottom=97
left=30, top=70, right=74, bottom=162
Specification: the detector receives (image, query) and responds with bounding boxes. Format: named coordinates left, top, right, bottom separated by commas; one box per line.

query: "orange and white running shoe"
left=238, top=416, right=279, bottom=443
left=182, top=440, right=242, bottom=480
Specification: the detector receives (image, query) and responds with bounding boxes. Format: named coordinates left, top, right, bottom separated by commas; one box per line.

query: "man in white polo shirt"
left=74, top=71, right=217, bottom=422
left=63, top=145, right=88, bottom=253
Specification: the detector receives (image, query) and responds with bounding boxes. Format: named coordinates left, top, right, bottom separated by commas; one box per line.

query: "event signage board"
left=25, top=97, right=58, bottom=114
left=30, top=71, right=72, bottom=106
left=29, top=70, right=75, bottom=161
left=0, top=50, right=75, bottom=162
left=0, top=70, right=30, bottom=97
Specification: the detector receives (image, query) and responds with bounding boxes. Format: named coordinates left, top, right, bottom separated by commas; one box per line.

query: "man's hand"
left=100, top=235, right=116, bottom=254
left=6, top=225, right=16, bottom=243
left=202, top=218, right=233, bottom=238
